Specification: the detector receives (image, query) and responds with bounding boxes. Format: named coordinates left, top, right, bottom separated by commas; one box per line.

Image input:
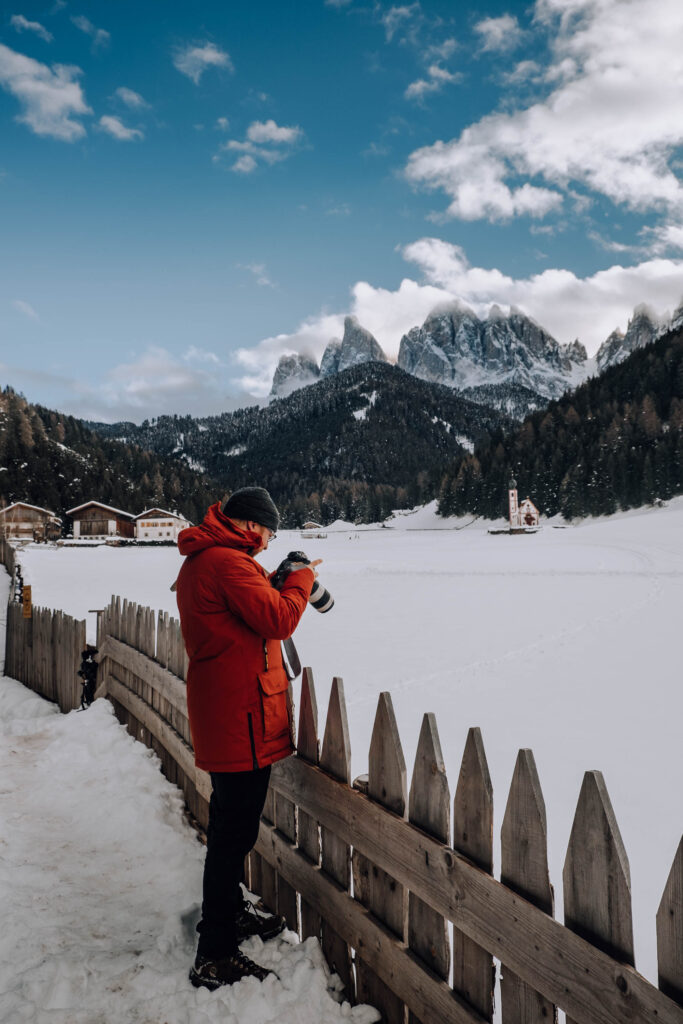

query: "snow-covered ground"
left=13, top=499, right=683, bottom=992
left=0, top=572, right=380, bottom=1023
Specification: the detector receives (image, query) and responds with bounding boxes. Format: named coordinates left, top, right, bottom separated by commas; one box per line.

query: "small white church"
left=508, top=478, right=540, bottom=530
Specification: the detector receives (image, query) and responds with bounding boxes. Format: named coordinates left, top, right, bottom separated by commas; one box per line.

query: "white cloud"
left=381, top=4, right=420, bottom=43
left=423, top=37, right=458, bottom=61
left=473, top=14, right=524, bottom=53
left=13, top=299, right=40, bottom=321
left=405, top=63, right=461, bottom=101
left=221, top=120, right=304, bottom=172
left=182, top=346, right=221, bottom=365
left=215, top=116, right=230, bottom=131
left=239, top=263, right=276, bottom=287
left=10, top=15, right=53, bottom=43
left=0, top=43, right=91, bottom=141
left=71, top=15, right=110, bottom=49
left=500, top=59, right=541, bottom=85
left=0, top=348, right=256, bottom=422
left=94, top=346, right=245, bottom=420
left=325, top=0, right=352, bottom=6
left=98, top=115, right=143, bottom=141
left=114, top=86, right=149, bottom=109
left=406, top=0, right=683, bottom=230
left=232, top=153, right=257, bottom=174
left=173, top=42, right=232, bottom=85
left=247, top=119, right=303, bottom=145
left=325, top=202, right=351, bottom=217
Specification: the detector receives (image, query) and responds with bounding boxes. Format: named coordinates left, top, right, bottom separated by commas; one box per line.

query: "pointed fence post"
left=354, top=691, right=407, bottom=1024
left=453, top=726, right=495, bottom=1021
left=657, top=837, right=683, bottom=1006
left=500, top=749, right=556, bottom=1024
left=563, top=770, right=634, bottom=1024
left=408, top=713, right=451, bottom=1024
left=297, top=668, right=322, bottom=941
left=320, top=677, right=354, bottom=999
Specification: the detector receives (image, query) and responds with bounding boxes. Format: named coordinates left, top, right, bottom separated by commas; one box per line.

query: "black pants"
left=196, top=765, right=271, bottom=960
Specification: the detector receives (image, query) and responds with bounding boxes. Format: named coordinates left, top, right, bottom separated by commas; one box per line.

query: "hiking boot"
left=189, top=951, right=272, bottom=990
left=235, top=898, right=286, bottom=942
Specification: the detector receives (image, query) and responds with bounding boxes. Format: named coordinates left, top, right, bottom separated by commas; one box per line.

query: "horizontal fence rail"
left=3, top=590, right=682, bottom=1024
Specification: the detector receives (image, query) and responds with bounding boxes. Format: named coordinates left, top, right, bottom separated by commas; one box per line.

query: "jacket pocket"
left=257, top=667, right=290, bottom=742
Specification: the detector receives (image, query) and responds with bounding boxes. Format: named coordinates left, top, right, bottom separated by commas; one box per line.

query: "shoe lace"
left=231, top=950, right=269, bottom=977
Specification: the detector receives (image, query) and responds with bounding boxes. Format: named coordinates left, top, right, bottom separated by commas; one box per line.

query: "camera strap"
left=282, top=637, right=301, bottom=679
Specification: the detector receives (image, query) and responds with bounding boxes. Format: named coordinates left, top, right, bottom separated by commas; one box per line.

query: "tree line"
left=438, top=328, right=683, bottom=520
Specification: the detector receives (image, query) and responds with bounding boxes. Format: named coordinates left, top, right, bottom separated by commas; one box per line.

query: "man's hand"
left=309, top=558, right=322, bottom=578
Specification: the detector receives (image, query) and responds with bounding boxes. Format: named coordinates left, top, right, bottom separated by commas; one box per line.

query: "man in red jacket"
left=175, top=487, right=319, bottom=989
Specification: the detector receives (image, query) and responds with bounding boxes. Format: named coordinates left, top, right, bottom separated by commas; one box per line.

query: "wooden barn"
left=0, top=502, right=61, bottom=542
left=66, top=501, right=135, bottom=540
left=134, top=508, right=190, bottom=542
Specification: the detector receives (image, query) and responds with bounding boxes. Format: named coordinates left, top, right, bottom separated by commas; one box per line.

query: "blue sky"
left=2, top=0, right=683, bottom=421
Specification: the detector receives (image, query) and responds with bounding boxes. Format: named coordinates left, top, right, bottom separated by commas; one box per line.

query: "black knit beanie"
left=222, top=487, right=279, bottom=532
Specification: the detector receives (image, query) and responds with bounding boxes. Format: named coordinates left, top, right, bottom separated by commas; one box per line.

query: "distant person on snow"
left=175, top=487, right=320, bottom=989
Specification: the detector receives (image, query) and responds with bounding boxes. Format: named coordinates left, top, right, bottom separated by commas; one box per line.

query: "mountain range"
left=270, top=299, right=683, bottom=417
left=89, top=362, right=509, bottom=526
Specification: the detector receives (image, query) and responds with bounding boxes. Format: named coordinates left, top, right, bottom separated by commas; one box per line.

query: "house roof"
left=520, top=497, right=539, bottom=513
left=0, top=502, right=60, bottom=520
left=66, top=501, right=135, bottom=519
left=134, top=508, right=188, bottom=520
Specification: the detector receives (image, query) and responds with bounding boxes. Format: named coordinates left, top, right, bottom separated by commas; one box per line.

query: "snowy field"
left=14, top=499, right=683, bottom=993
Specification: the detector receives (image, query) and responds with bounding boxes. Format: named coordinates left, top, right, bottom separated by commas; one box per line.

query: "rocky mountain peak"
left=336, top=316, right=388, bottom=373
left=566, top=339, right=588, bottom=361
left=270, top=353, right=320, bottom=397
left=596, top=305, right=660, bottom=373
left=320, top=338, right=342, bottom=378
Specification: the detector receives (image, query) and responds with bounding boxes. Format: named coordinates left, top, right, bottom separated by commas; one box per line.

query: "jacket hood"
left=177, top=502, right=263, bottom=557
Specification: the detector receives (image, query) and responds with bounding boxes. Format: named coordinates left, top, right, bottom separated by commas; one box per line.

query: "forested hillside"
left=0, top=388, right=217, bottom=524
left=438, top=327, right=683, bottom=520
left=91, top=362, right=508, bottom=524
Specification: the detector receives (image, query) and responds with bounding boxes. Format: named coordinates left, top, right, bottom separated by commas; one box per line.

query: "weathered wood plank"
left=564, top=771, right=634, bottom=1024
left=657, top=837, right=683, bottom=1006
left=297, top=668, right=321, bottom=941
left=453, top=727, right=495, bottom=1021
left=500, top=749, right=556, bottom=1024
left=355, top=691, right=407, bottom=1024
left=320, top=677, right=354, bottom=999
left=408, top=712, right=451, bottom=1024
left=256, top=822, right=486, bottom=1024
left=564, top=771, right=634, bottom=964
left=96, top=636, right=188, bottom=718
left=268, top=756, right=681, bottom=1024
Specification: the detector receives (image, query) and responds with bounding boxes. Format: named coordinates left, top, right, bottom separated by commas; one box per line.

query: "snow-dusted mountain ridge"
left=270, top=300, right=683, bottom=411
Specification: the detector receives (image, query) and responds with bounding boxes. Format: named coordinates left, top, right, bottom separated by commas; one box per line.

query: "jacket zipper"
left=247, top=712, right=258, bottom=770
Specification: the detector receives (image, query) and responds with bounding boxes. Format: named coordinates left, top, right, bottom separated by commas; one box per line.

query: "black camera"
left=271, top=550, right=334, bottom=613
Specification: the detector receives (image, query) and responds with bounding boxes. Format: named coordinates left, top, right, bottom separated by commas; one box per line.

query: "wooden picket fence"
left=5, top=600, right=86, bottom=711
left=0, top=538, right=17, bottom=580
left=2, top=590, right=682, bottom=1024
left=89, top=596, right=681, bottom=1024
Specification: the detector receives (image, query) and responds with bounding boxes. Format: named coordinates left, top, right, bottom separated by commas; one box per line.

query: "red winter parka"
left=175, top=503, right=314, bottom=772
